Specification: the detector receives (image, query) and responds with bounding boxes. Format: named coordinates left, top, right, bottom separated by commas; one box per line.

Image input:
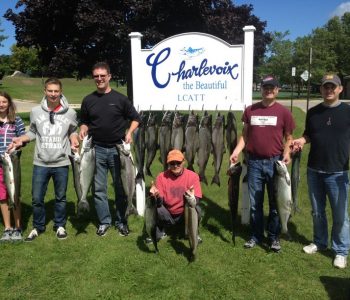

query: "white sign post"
left=130, top=27, right=256, bottom=215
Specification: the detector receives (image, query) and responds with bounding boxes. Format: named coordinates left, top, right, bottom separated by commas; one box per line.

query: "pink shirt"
left=156, top=168, right=202, bottom=215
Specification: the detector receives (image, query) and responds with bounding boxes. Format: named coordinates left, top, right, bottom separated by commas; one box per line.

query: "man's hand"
left=149, top=181, right=159, bottom=198
left=79, top=125, right=88, bottom=141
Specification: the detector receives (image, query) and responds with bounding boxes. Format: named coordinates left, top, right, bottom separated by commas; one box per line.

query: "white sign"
left=292, top=67, right=296, bottom=77
left=301, top=70, right=309, bottom=81
left=129, top=28, right=256, bottom=216
left=130, top=28, right=255, bottom=112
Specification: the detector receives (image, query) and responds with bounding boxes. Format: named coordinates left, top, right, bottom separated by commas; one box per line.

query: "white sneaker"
left=303, top=243, right=318, bottom=254
left=56, top=227, right=67, bottom=240
left=25, top=228, right=39, bottom=242
left=333, top=255, right=347, bottom=269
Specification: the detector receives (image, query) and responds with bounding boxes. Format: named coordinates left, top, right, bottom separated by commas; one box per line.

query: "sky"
left=0, top=1, right=350, bottom=55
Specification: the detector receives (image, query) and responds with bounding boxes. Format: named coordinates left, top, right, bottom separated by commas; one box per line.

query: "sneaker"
left=117, top=225, right=129, bottom=237
left=145, top=232, right=167, bottom=244
left=333, top=255, right=347, bottom=269
left=56, top=227, right=67, bottom=240
left=303, top=243, right=319, bottom=254
left=0, top=228, right=12, bottom=242
left=96, top=224, right=110, bottom=237
left=198, top=235, right=203, bottom=244
left=270, top=239, right=281, bottom=252
left=11, top=229, right=23, bottom=242
left=244, top=238, right=257, bottom=249
left=25, top=228, right=40, bottom=242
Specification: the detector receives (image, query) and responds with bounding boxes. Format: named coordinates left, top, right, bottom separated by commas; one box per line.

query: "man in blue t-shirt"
left=293, top=74, right=350, bottom=269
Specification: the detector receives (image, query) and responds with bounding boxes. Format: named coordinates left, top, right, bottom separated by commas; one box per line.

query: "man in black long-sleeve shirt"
left=80, top=62, right=140, bottom=237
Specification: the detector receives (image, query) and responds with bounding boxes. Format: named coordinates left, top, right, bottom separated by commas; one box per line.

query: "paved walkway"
left=14, top=99, right=81, bottom=113
left=14, top=98, right=350, bottom=113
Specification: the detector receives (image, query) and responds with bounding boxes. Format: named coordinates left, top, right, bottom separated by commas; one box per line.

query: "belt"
left=248, top=153, right=281, bottom=160
left=94, top=140, right=123, bottom=148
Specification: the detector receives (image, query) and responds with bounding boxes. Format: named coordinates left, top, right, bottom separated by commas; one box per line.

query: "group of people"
left=230, top=73, right=349, bottom=269
left=0, top=62, right=142, bottom=242
left=0, top=67, right=348, bottom=270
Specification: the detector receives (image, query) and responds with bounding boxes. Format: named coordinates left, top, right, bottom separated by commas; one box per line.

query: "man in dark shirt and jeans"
left=293, top=74, right=350, bottom=269
left=79, top=62, right=140, bottom=237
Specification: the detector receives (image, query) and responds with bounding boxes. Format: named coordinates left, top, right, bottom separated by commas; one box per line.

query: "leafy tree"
left=0, top=20, right=7, bottom=49
left=5, top=0, right=271, bottom=83
left=10, top=45, right=40, bottom=76
left=257, top=31, right=294, bottom=84
left=0, top=55, right=11, bottom=78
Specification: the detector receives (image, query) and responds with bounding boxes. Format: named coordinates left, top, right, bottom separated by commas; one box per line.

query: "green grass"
left=0, top=76, right=128, bottom=104
left=0, top=107, right=349, bottom=299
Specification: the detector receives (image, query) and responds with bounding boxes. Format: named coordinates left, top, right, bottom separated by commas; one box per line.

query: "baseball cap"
left=321, top=74, right=341, bottom=86
left=167, top=149, right=184, bottom=163
left=261, top=75, right=279, bottom=87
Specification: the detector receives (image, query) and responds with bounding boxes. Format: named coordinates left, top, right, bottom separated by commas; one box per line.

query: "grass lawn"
left=0, top=76, right=128, bottom=103
left=0, top=106, right=349, bottom=299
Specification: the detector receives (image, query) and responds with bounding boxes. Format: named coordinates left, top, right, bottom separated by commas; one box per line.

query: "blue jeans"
left=32, top=165, right=69, bottom=232
left=94, top=145, right=127, bottom=228
left=247, top=155, right=281, bottom=242
left=307, top=168, right=350, bottom=256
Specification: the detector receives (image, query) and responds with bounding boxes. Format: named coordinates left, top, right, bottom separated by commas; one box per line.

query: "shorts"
left=0, top=166, right=8, bottom=201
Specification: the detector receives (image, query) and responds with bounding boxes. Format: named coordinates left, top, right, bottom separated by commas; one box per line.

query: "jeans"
left=32, top=165, right=69, bottom=232
left=156, top=203, right=201, bottom=240
left=94, top=145, right=127, bottom=228
left=247, top=155, right=281, bottom=242
left=307, top=168, right=350, bottom=256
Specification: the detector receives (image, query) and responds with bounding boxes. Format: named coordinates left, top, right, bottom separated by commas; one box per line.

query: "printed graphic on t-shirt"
left=251, top=116, right=277, bottom=126
left=38, top=113, right=68, bottom=149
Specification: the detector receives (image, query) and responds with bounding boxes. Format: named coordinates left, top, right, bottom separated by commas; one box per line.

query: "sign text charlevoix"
left=130, top=32, right=246, bottom=111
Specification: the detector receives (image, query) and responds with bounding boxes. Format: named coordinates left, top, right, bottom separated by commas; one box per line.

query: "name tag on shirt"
left=251, top=116, right=277, bottom=126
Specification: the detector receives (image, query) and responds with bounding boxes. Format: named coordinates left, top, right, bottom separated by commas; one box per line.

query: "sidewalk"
left=14, top=99, right=81, bottom=113
left=14, top=98, right=350, bottom=113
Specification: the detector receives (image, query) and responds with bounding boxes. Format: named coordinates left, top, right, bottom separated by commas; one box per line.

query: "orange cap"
left=167, top=149, right=185, bottom=163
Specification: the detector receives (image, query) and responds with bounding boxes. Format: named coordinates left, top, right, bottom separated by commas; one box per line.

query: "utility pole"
left=306, top=47, right=312, bottom=111
left=291, top=67, right=296, bottom=111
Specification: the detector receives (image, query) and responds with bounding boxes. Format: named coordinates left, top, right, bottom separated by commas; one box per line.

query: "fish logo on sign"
left=180, top=47, right=205, bottom=59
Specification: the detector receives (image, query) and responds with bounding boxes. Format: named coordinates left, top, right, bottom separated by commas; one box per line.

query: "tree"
left=257, top=31, right=294, bottom=84
left=0, top=20, right=7, bottom=49
left=5, top=0, right=271, bottom=82
left=10, top=45, right=40, bottom=76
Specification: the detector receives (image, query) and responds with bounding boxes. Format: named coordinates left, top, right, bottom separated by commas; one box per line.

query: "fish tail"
left=199, top=174, right=208, bottom=185
left=136, top=171, right=145, bottom=180
left=211, top=174, right=220, bottom=186
left=145, top=167, right=153, bottom=177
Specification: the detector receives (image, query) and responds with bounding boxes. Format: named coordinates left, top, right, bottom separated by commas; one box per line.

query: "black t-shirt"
left=80, top=89, right=141, bottom=144
left=304, top=102, right=350, bottom=172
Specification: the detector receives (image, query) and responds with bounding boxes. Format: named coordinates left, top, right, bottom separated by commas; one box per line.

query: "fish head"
left=146, top=196, right=157, bottom=208
left=200, top=112, right=212, bottom=128
left=147, top=112, right=156, bottom=127
left=81, top=135, right=93, bottom=151
left=172, top=112, right=183, bottom=128
left=213, top=113, right=224, bottom=129
left=227, top=162, right=242, bottom=176
left=140, top=112, right=148, bottom=127
left=187, top=112, right=198, bottom=127
left=161, top=111, right=172, bottom=125
left=275, top=160, right=288, bottom=176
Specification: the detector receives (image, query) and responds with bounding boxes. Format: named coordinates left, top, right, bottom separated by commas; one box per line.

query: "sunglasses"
left=93, top=74, right=108, bottom=79
left=49, top=111, right=55, bottom=124
left=169, top=161, right=183, bottom=166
